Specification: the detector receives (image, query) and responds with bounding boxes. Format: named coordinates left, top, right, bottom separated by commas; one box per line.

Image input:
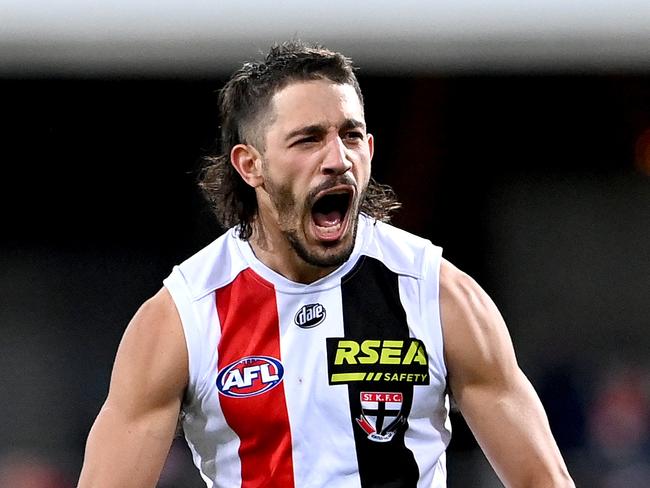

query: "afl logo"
left=294, top=303, right=326, bottom=329
left=216, top=356, right=284, bottom=398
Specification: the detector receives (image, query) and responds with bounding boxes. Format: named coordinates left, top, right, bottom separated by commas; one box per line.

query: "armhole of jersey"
left=425, top=243, right=447, bottom=380
left=163, top=266, right=203, bottom=395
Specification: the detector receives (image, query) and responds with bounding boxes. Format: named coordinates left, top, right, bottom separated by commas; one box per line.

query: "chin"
left=287, top=228, right=357, bottom=269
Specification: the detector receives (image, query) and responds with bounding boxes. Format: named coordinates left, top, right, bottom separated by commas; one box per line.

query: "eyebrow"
left=284, top=118, right=366, bottom=142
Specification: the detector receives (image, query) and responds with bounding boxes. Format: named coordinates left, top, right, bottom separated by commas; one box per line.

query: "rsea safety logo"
left=294, top=303, right=326, bottom=329
left=326, top=338, right=429, bottom=385
left=216, top=356, right=284, bottom=398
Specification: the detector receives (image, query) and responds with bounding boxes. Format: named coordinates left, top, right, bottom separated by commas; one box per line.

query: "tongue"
left=313, top=210, right=342, bottom=227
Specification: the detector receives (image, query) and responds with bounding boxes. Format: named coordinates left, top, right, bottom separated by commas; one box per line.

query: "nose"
left=320, top=136, right=352, bottom=175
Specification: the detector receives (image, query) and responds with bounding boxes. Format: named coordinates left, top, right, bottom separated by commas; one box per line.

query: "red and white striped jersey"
left=164, top=215, right=451, bottom=488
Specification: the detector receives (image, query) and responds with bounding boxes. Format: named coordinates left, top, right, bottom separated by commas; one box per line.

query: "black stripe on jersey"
left=340, top=256, right=420, bottom=488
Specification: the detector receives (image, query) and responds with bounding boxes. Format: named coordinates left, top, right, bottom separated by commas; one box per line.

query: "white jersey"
left=163, top=214, right=451, bottom=488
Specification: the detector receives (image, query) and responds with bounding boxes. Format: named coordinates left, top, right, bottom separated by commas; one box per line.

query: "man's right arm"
left=77, top=287, right=188, bottom=488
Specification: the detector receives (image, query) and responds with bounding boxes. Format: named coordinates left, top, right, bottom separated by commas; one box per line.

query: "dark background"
left=2, top=73, right=650, bottom=487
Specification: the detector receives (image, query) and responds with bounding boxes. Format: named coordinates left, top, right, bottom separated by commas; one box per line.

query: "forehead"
left=267, top=80, right=365, bottom=133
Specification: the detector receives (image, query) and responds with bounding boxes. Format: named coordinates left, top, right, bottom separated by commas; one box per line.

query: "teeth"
left=315, top=222, right=342, bottom=233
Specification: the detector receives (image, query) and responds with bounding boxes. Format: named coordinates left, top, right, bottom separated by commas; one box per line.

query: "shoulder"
left=439, top=258, right=496, bottom=321
left=118, top=287, right=187, bottom=368
left=130, top=287, right=182, bottom=336
left=439, top=259, right=518, bottom=392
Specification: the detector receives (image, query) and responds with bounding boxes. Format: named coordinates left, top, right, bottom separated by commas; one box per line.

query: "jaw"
left=288, top=212, right=360, bottom=272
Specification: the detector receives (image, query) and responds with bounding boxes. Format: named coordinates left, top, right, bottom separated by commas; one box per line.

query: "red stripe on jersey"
left=216, top=268, right=295, bottom=488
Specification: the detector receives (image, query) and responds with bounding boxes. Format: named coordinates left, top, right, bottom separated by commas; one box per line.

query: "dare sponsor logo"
left=216, top=356, right=284, bottom=398
left=294, top=303, right=326, bottom=329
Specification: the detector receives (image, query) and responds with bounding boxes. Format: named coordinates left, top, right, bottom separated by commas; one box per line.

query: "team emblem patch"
left=294, top=303, right=326, bottom=329
left=356, top=392, right=405, bottom=442
left=216, top=356, right=284, bottom=398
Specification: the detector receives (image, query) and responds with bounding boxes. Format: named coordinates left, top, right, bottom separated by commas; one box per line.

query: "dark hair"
left=198, top=40, right=400, bottom=239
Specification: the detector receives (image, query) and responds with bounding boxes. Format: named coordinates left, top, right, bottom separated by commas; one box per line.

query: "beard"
left=284, top=218, right=360, bottom=268
left=264, top=173, right=363, bottom=269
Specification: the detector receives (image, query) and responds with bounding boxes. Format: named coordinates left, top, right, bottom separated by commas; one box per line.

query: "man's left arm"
left=440, top=259, right=575, bottom=487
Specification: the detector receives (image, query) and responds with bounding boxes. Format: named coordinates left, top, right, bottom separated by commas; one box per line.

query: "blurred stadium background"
left=1, top=1, right=649, bottom=486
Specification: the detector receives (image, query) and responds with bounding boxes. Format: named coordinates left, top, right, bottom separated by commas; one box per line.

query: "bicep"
left=78, top=287, right=188, bottom=488
left=440, top=260, right=573, bottom=487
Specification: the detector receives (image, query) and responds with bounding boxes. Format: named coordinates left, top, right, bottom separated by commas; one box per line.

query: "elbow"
left=555, top=472, right=576, bottom=488
left=527, top=469, right=575, bottom=488
left=506, top=463, right=575, bottom=488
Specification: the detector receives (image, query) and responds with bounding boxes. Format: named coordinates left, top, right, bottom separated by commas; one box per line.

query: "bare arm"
left=78, top=287, right=188, bottom=488
left=440, top=259, right=574, bottom=488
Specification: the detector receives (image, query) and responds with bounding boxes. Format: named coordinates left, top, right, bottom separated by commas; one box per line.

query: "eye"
left=344, top=131, right=364, bottom=141
left=291, top=136, right=318, bottom=147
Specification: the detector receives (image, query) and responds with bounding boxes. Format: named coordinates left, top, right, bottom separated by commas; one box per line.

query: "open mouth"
left=310, top=189, right=353, bottom=242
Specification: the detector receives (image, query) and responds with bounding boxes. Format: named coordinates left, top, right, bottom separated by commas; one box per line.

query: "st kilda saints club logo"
left=356, top=392, right=405, bottom=442
left=294, top=303, right=326, bottom=329
left=216, top=356, right=284, bottom=398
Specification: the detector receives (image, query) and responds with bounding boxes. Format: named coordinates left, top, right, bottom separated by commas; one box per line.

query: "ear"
left=367, top=133, right=375, bottom=161
left=230, top=144, right=264, bottom=188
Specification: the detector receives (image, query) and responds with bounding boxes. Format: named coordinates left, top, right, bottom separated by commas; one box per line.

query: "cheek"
left=272, top=184, right=295, bottom=210
left=270, top=180, right=311, bottom=219
left=356, top=159, right=371, bottom=185
left=263, top=172, right=295, bottom=213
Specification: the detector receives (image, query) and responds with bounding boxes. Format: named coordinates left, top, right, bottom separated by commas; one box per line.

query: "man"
left=78, top=41, right=574, bottom=487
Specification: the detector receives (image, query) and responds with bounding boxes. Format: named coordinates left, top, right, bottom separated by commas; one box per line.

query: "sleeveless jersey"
left=163, top=215, right=451, bottom=488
